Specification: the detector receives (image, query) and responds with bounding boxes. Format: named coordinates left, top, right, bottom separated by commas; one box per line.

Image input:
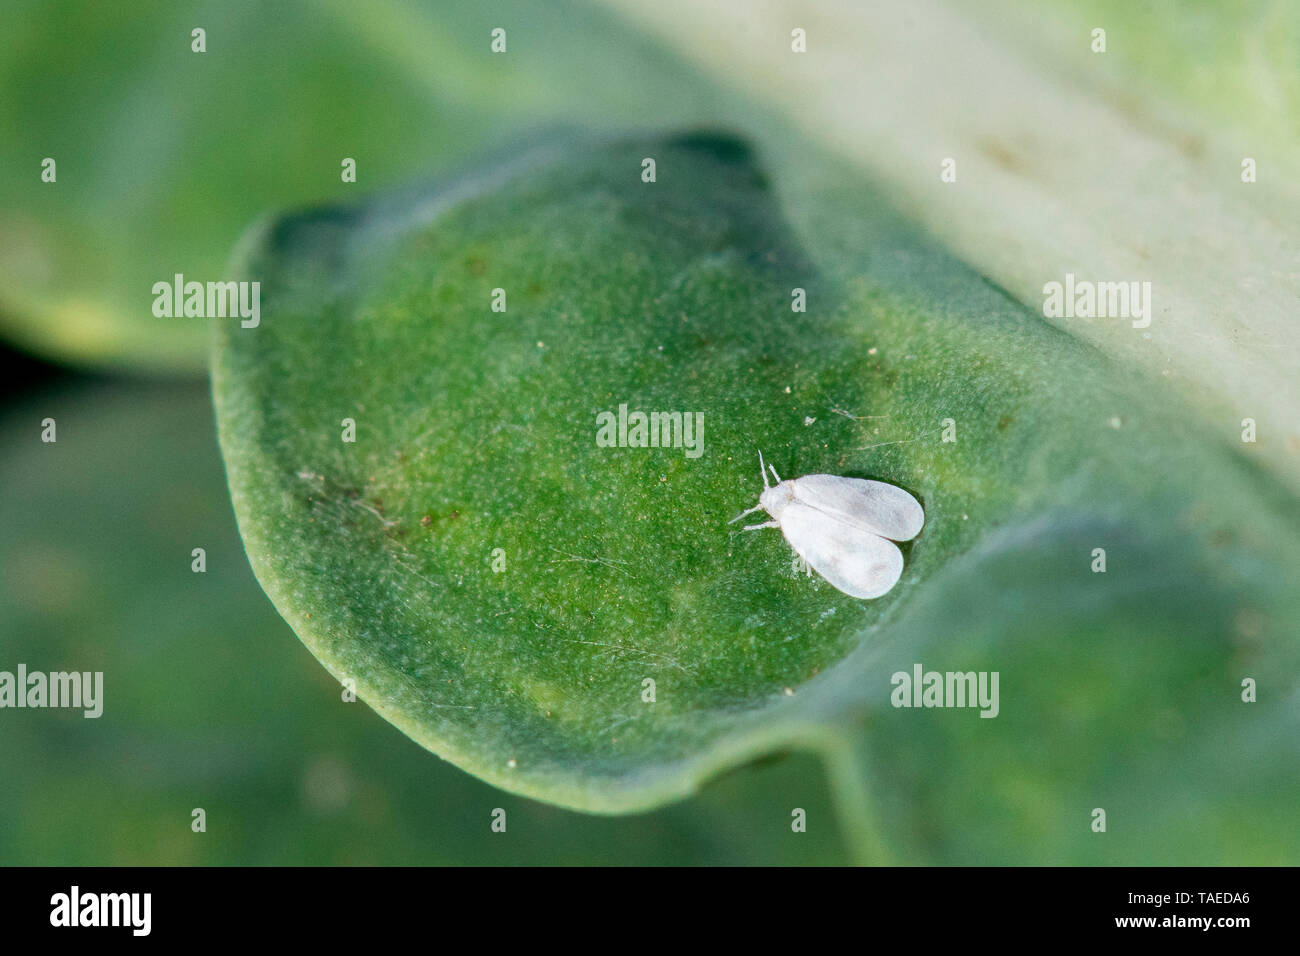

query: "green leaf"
left=216, top=131, right=867, bottom=812
left=215, top=131, right=1300, bottom=859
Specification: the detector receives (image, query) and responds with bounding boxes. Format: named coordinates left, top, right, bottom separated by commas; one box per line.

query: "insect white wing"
left=789, top=474, right=923, bottom=541
left=779, top=501, right=904, bottom=599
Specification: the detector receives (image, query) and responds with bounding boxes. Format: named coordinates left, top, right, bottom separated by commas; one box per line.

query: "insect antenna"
left=728, top=505, right=764, bottom=524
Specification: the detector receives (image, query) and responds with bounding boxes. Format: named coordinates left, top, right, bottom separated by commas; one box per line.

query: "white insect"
left=730, top=451, right=924, bottom=599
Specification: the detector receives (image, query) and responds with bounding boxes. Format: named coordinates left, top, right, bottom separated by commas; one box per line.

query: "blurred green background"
left=0, top=0, right=718, bottom=370
left=0, top=380, right=848, bottom=864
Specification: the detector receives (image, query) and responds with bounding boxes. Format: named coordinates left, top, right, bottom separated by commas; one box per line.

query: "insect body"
left=730, top=451, right=924, bottom=599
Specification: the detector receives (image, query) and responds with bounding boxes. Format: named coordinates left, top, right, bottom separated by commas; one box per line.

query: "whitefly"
left=730, top=451, right=924, bottom=599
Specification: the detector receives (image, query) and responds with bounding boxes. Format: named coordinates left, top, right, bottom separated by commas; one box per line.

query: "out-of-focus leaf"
left=0, top=0, right=715, bottom=370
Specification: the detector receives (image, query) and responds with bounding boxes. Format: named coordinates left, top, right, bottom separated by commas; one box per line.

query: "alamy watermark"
left=891, top=663, right=999, bottom=718
left=0, top=664, right=103, bottom=718
left=595, top=403, right=704, bottom=458
left=1042, top=273, right=1152, bottom=329
left=152, top=273, right=260, bottom=328
left=50, top=886, right=150, bottom=936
